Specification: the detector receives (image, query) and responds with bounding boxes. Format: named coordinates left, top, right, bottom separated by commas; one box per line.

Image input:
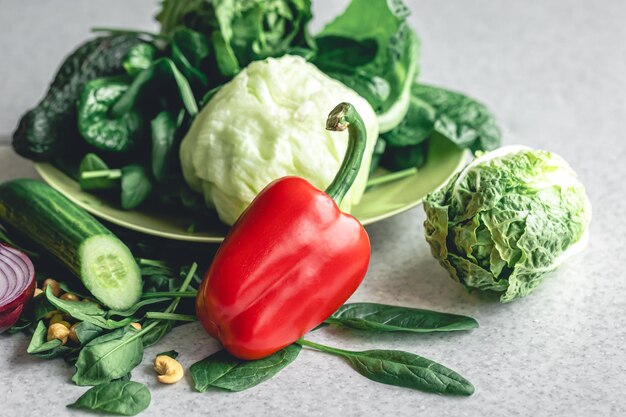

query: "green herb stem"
left=141, top=291, right=197, bottom=299
left=367, top=167, right=418, bottom=187
left=144, top=312, right=197, bottom=322
left=164, top=262, right=198, bottom=314
left=138, top=258, right=172, bottom=269
left=80, top=170, right=122, bottom=180
left=296, top=338, right=353, bottom=357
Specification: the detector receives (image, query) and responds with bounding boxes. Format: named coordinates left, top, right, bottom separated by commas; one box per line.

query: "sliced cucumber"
left=0, top=179, right=141, bottom=309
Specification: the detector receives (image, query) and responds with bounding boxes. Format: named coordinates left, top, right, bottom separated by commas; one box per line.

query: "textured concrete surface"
left=1, top=1, right=625, bottom=416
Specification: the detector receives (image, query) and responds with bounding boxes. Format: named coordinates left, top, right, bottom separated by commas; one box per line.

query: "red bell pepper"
left=196, top=102, right=371, bottom=360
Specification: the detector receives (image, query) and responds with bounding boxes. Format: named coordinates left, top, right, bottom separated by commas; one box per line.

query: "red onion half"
left=0, top=243, right=35, bottom=333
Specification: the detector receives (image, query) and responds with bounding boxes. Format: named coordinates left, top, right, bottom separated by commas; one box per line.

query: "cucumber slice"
left=79, top=235, right=141, bottom=310
left=0, top=179, right=142, bottom=309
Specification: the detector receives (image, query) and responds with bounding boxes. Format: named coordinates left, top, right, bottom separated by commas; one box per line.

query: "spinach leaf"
left=45, top=286, right=111, bottom=328
left=112, top=57, right=198, bottom=117
left=123, top=43, right=157, bottom=77
left=190, top=345, right=301, bottom=392
left=342, top=349, right=474, bottom=395
left=30, top=293, right=57, bottom=322
left=27, top=321, right=71, bottom=359
left=69, top=381, right=151, bottom=416
left=171, top=29, right=210, bottom=85
left=74, top=321, right=106, bottom=345
left=151, top=111, right=177, bottom=182
left=314, top=0, right=420, bottom=132
left=107, top=298, right=171, bottom=319
left=141, top=320, right=172, bottom=348
left=410, top=83, right=501, bottom=152
left=121, top=164, right=153, bottom=210
left=78, top=153, right=120, bottom=191
left=380, top=139, right=429, bottom=171
left=156, top=350, right=179, bottom=359
left=329, top=303, right=478, bottom=333
left=72, top=326, right=144, bottom=386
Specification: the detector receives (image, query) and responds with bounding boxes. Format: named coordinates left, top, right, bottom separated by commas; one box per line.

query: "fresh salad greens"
left=11, top=0, right=501, bottom=226
left=424, top=145, right=592, bottom=302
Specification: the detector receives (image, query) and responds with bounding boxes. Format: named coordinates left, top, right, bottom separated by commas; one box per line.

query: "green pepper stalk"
left=324, top=103, right=368, bottom=206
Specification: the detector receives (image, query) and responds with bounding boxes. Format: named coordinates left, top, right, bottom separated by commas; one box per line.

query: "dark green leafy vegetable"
left=171, top=28, right=211, bottom=86
left=314, top=0, right=420, bottom=132
left=121, top=165, right=153, bottom=209
left=72, top=326, right=144, bottom=386
left=156, top=0, right=314, bottom=77
left=298, top=339, right=473, bottom=395
left=111, top=57, right=198, bottom=118
left=140, top=320, right=172, bottom=348
left=328, top=303, right=478, bottom=333
left=68, top=381, right=151, bottom=416
left=27, top=321, right=72, bottom=359
left=409, top=83, right=501, bottom=152
left=107, top=298, right=170, bottom=319
left=77, top=76, right=143, bottom=152
left=45, top=286, right=111, bottom=328
left=123, top=43, right=157, bottom=77
left=190, top=345, right=301, bottom=392
left=12, top=35, right=142, bottom=161
left=156, top=350, right=179, bottom=359
left=151, top=111, right=178, bottom=181
left=74, top=322, right=106, bottom=345
left=344, top=349, right=474, bottom=395
left=79, top=153, right=120, bottom=191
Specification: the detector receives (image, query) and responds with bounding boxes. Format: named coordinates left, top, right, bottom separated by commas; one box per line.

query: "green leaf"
left=30, top=293, right=57, bottom=322
left=112, top=57, right=198, bottom=117
left=78, top=153, right=120, bottom=191
left=68, top=381, right=151, bottom=416
left=329, top=303, right=478, bottom=333
left=72, top=326, right=144, bottom=386
left=121, top=164, right=153, bottom=210
left=107, top=297, right=170, bottom=319
left=190, top=345, right=301, bottom=392
left=123, top=43, right=157, bottom=77
left=141, top=320, right=172, bottom=348
left=171, top=28, right=210, bottom=85
left=150, top=111, right=177, bottom=182
left=156, top=350, right=179, bottom=359
left=27, top=321, right=71, bottom=359
left=74, top=321, right=106, bottom=345
left=314, top=0, right=420, bottom=132
left=411, top=83, right=501, bottom=152
left=45, top=286, right=111, bottom=328
left=343, top=349, right=474, bottom=395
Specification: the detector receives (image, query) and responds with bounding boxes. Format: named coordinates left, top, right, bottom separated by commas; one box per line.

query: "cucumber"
left=0, top=179, right=141, bottom=310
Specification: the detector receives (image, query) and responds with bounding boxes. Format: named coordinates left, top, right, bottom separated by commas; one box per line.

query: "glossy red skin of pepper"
left=196, top=176, right=370, bottom=360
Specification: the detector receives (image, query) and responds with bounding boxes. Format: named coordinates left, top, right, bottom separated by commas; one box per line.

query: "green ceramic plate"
left=34, top=135, right=466, bottom=243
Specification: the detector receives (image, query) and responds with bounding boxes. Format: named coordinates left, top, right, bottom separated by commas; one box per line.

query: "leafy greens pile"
left=12, top=0, right=501, bottom=222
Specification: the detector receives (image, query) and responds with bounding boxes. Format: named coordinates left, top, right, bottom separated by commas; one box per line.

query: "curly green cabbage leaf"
left=179, top=55, right=379, bottom=225
left=424, top=145, right=592, bottom=302
left=156, top=0, right=314, bottom=77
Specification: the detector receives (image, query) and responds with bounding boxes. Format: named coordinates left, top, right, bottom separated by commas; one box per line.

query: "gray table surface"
left=1, top=1, right=625, bottom=416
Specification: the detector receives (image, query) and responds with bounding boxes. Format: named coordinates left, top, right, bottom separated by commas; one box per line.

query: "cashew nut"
left=154, top=355, right=184, bottom=384
left=69, top=323, right=80, bottom=344
left=130, top=322, right=142, bottom=331
left=42, top=278, right=61, bottom=297
left=33, top=288, right=43, bottom=297
left=60, top=293, right=80, bottom=302
left=47, top=323, right=70, bottom=345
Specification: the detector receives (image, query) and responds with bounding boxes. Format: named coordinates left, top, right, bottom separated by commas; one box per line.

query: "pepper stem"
left=324, top=103, right=368, bottom=206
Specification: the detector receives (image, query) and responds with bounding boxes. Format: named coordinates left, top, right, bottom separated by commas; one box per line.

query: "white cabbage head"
left=424, top=145, right=592, bottom=302
left=180, top=55, right=379, bottom=225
